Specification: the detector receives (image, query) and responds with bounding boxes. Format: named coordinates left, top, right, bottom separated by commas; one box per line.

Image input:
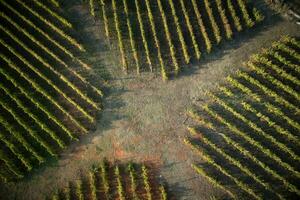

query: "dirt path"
left=0, top=1, right=299, bottom=200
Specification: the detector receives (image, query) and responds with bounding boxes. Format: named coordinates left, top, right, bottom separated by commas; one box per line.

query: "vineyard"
left=185, top=36, right=300, bottom=199
left=0, top=0, right=299, bottom=199
left=88, top=0, right=264, bottom=80
left=47, top=160, right=169, bottom=200
left=0, top=0, right=103, bottom=181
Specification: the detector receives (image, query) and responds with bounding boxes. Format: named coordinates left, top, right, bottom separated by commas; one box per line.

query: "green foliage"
left=15, top=0, right=84, bottom=51
left=122, top=0, right=141, bottom=74
left=142, top=165, right=152, bottom=200
left=186, top=36, right=300, bottom=198
left=216, top=0, right=233, bottom=39
left=0, top=0, right=103, bottom=181
left=0, top=1, right=90, bottom=70
left=134, top=0, right=153, bottom=72
left=46, top=161, right=169, bottom=200
left=32, top=0, right=72, bottom=28
left=168, top=0, right=190, bottom=64
left=159, top=185, right=168, bottom=200
left=87, top=0, right=262, bottom=79
left=0, top=44, right=88, bottom=134
left=157, top=0, right=179, bottom=75
left=191, top=0, right=212, bottom=53
left=179, top=0, right=201, bottom=59
left=204, top=0, right=222, bottom=44
left=100, top=160, right=110, bottom=199
left=0, top=26, right=99, bottom=122
left=145, top=0, right=168, bottom=80
left=227, top=0, right=242, bottom=31
left=127, top=163, right=139, bottom=200
left=252, top=7, right=265, bottom=22
left=89, top=0, right=95, bottom=17
left=188, top=127, right=283, bottom=199
left=76, top=179, right=84, bottom=200
left=89, top=171, right=97, bottom=200
left=115, top=165, right=125, bottom=200
left=49, top=0, right=60, bottom=7
left=99, top=0, right=110, bottom=40
left=237, top=0, right=255, bottom=27
left=112, top=0, right=128, bottom=72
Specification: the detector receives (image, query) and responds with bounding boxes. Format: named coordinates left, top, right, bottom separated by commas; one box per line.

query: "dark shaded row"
left=0, top=0, right=103, bottom=181
left=186, top=36, right=300, bottom=199
left=89, top=0, right=264, bottom=80
left=48, top=160, right=169, bottom=200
